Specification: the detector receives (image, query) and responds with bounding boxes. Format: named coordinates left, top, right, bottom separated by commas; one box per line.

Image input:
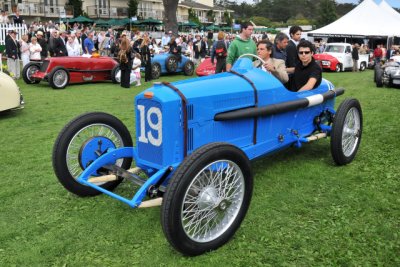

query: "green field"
left=0, top=70, right=399, bottom=266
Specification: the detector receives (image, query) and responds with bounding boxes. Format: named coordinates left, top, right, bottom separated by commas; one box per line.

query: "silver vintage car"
left=374, top=55, right=400, bottom=88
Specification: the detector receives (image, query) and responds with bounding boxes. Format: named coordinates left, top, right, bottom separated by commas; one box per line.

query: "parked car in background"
left=22, top=56, right=120, bottom=89
left=314, top=43, right=369, bottom=72
left=148, top=53, right=195, bottom=79
left=0, top=72, right=24, bottom=112
left=374, top=55, right=400, bottom=88
left=195, top=57, right=216, bottom=76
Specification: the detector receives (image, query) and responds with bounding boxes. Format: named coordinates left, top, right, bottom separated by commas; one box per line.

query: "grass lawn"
left=0, top=70, right=399, bottom=266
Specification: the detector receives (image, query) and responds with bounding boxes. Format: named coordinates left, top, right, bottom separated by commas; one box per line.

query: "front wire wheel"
left=330, top=99, right=363, bottom=165
left=52, top=112, right=133, bottom=196
left=161, top=143, right=253, bottom=256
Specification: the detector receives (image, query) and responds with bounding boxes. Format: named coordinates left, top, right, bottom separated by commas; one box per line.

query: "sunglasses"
left=298, top=51, right=311, bottom=55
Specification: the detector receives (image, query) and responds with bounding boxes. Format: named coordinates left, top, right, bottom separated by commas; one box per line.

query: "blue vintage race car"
left=53, top=55, right=363, bottom=256
left=147, top=52, right=195, bottom=79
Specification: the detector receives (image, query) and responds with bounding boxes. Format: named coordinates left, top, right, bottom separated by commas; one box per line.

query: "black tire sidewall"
left=165, top=56, right=178, bottom=73
left=111, top=65, right=120, bottom=84
left=22, top=62, right=40, bottom=84
left=161, top=143, right=253, bottom=256
left=330, top=99, right=362, bottom=165
left=52, top=112, right=133, bottom=196
left=151, top=62, right=161, bottom=79
left=183, top=61, right=194, bottom=76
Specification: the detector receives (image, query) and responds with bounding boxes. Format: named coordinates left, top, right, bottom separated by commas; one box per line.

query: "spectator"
left=132, top=53, right=142, bottom=86
left=352, top=43, right=359, bottom=72
left=272, top=32, right=289, bottom=61
left=117, top=37, right=133, bottom=88
left=20, top=34, right=30, bottom=67
left=286, top=25, right=303, bottom=75
left=66, top=36, right=80, bottom=56
left=253, top=40, right=288, bottom=84
left=374, top=44, right=383, bottom=64
left=84, top=31, right=95, bottom=55
left=193, top=34, right=207, bottom=64
left=161, top=31, right=172, bottom=47
left=54, top=31, right=68, bottom=57
left=140, top=35, right=152, bottom=82
left=0, top=10, right=10, bottom=24
left=29, top=37, right=42, bottom=61
left=291, top=40, right=322, bottom=92
left=210, top=31, right=229, bottom=74
left=226, top=21, right=257, bottom=71
left=12, top=11, right=23, bottom=24
left=36, top=31, right=48, bottom=60
left=169, top=36, right=182, bottom=62
left=5, top=29, right=21, bottom=79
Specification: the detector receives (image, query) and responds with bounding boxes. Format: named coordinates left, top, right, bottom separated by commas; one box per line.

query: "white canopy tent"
left=308, top=0, right=400, bottom=38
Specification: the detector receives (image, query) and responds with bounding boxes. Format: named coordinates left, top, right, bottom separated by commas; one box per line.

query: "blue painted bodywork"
left=145, top=53, right=192, bottom=74
left=78, top=58, right=338, bottom=207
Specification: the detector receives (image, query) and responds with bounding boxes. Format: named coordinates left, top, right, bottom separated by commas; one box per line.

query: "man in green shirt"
left=226, top=22, right=257, bottom=71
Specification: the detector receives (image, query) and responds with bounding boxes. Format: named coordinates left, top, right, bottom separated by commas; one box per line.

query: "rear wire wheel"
left=330, top=99, right=362, bottom=165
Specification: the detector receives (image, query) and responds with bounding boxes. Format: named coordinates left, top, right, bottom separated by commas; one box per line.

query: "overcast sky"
left=237, top=0, right=400, bottom=8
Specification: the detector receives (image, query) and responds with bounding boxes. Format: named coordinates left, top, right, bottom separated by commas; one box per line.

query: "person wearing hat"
left=5, top=29, right=21, bottom=79
left=36, top=30, right=48, bottom=60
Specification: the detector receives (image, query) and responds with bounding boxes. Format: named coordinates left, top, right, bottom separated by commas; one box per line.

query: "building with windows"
left=1, top=0, right=232, bottom=25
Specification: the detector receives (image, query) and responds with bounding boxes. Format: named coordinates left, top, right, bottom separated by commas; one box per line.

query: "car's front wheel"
left=375, top=66, right=384, bottom=87
left=52, top=112, right=133, bottom=196
left=330, top=99, right=362, bottom=165
left=335, top=63, right=342, bottom=72
left=111, top=65, right=120, bottom=84
left=22, top=62, right=41, bottom=84
left=161, top=143, right=253, bottom=256
left=49, top=66, right=69, bottom=89
left=359, top=62, right=366, bottom=71
left=151, top=62, right=161, bottom=79
left=183, top=61, right=194, bottom=76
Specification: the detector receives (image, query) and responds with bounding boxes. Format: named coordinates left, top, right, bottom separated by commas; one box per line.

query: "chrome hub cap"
left=342, top=107, right=361, bottom=157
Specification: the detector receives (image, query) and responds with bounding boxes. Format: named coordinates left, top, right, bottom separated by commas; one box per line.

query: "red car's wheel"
left=49, top=66, right=70, bottom=89
left=22, top=62, right=41, bottom=84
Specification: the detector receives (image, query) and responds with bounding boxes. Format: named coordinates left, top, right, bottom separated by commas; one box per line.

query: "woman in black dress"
left=140, top=35, right=152, bottom=82
left=118, top=38, right=133, bottom=88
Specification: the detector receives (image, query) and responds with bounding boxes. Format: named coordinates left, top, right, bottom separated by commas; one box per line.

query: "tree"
left=128, top=0, right=139, bottom=18
left=316, top=0, right=337, bottom=27
left=188, top=8, right=201, bottom=26
left=66, top=0, right=83, bottom=17
left=163, top=0, right=179, bottom=35
left=206, top=10, right=215, bottom=24
left=223, top=10, right=232, bottom=26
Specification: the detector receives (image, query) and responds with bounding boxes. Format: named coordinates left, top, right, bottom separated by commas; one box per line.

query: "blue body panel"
left=146, top=53, right=192, bottom=74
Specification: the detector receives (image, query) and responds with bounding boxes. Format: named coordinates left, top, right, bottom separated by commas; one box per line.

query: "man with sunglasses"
left=291, top=40, right=322, bottom=92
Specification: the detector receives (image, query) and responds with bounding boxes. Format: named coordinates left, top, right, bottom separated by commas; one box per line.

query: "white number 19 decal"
left=137, top=105, right=162, bottom=146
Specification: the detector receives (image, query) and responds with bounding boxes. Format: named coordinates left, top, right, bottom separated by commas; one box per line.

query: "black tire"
left=183, top=60, right=194, bottom=76
left=151, top=62, right=161, bottom=79
left=330, top=99, right=362, bottom=166
left=22, top=62, right=41, bottom=84
left=335, top=63, right=342, bottom=72
left=165, top=55, right=178, bottom=73
left=161, top=142, right=253, bottom=256
left=111, top=65, right=120, bottom=84
left=375, top=67, right=383, bottom=87
left=359, top=62, right=366, bottom=71
left=52, top=112, right=133, bottom=196
left=49, top=66, right=69, bottom=89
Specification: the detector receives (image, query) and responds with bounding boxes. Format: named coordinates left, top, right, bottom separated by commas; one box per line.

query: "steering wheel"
left=238, top=53, right=266, bottom=65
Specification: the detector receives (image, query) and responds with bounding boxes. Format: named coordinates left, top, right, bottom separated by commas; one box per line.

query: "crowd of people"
left=3, top=13, right=400, bottom=90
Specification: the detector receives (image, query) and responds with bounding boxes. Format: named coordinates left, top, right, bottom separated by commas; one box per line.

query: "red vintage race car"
left=22, top=56, right=120, bottom=89
left=195, top=57, right=216, bottom=76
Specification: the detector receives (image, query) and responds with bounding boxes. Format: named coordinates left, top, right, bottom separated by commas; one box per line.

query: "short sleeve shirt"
left=291, top=59, right=322, bottom=92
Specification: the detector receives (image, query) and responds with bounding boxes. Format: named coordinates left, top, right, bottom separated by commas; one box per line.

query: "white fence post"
left=0, top=23, right=28, bottom=46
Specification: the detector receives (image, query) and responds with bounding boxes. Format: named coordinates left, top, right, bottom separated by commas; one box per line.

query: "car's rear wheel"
left=359, top=62, right=366, bottom=71
left=161, top=143, right=253, bottom=256
left=49, top=66, right=69, bottom=89
left=335, top=63, right=342, bottom=72
left=22, top=62, right=41, bottom=84
left=151, top=62, right=161, bottom=79
left=165, top=55, right=178, bottom=73
left=183, top=61, right=194, bottom=76
left=52, top=112, right=133, bottom=196
left=111, top=65, right=120, bottom=84
left=330, top=99, right=362, bottom=166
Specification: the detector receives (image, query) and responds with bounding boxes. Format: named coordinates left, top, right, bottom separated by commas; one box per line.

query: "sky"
left=237, top=0, right=400, bottom=8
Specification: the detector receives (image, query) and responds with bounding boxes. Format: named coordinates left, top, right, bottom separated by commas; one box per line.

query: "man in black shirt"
left=291, top=40, right=322, bottom=92
left=352, top=43, right=359, bottom=72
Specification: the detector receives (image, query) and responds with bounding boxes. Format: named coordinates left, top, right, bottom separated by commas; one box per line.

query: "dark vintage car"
left=22, top=56, right=120, bottom=89
left=374, top=55, right=400, bottom=88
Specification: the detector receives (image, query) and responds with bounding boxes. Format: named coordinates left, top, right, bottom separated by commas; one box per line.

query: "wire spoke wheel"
left=341, top=107, right=361, bottom=157
left=53, top=69, right=68, bottom=88
left=181, top=160, right=245, bottom=243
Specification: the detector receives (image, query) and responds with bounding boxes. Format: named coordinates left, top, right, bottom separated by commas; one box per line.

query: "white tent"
left=308, top=0, right=400, bottom=38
